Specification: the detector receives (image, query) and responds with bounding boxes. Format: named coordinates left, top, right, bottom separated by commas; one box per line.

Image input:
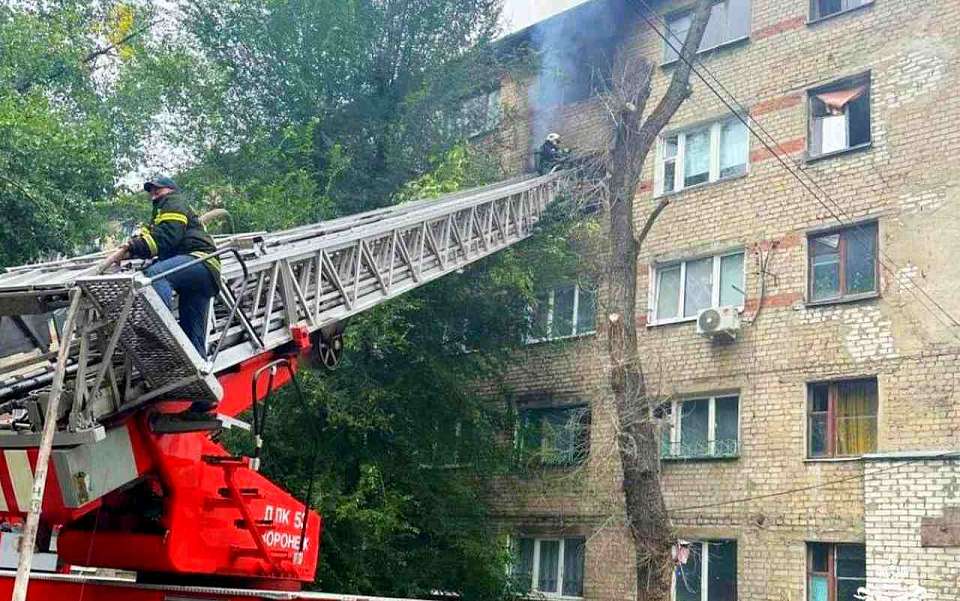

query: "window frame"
left=527, top=284, right=598, bottom=343
left=806, top=377, right=878, bottom=460
left=662, top=0, right=753, bottom=66
left=515, top=404, right=591, bottom=468
left=513, top=536, right=586, bottom=599
left=661, top=395, right=741, bottom=460
left=808, top=0, right=874, bottom=24
left=806, top=543, right=867, bottom=601
left=655, top=117, right=750, bottom=196
left=650, top=250, right=746, bottom=326
left=806, top=222, right=880, bottom=306
left=805, top=72, right=872, bottom=162
left=671, top=539, right=738, bottom=601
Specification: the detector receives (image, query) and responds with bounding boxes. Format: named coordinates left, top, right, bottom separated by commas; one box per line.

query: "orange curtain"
left=816, top=86, right=866, bottom=115
left=835, top=380, right=878, bottom=455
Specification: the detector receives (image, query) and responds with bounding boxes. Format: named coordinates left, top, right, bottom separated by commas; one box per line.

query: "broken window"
left=808, top=378, right=877, bottom=458
left=661, top=395, right=739, bottom=459
left=528, top=284, right=597, bottom=342
left=663, top=0, right=752, bottom=64
left=657, top=117, right=748, bottom=195
left=810, top=0, right=873, bottom=22
left=456, top=88, right=501, bottom=138
left=516, top=405, right=590, bottom=467
left=653, top=252, right=745, bottom=324
left=808, top=73, right=871, bottom=158
left=512, top=536, right=586, bottom=597
left=807, top=543, right=866, bottom=601
left=674, top=540, right=738, bottom=601
left=808, top=222, right=878, bottom=303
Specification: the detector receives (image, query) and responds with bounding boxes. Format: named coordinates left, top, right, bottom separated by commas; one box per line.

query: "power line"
left=668, top=450, right=960, bottom=514
left=628, top=0, right=960, bottom=335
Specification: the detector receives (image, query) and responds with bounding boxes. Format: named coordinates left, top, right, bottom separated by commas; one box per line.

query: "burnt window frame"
left=806, top=72, right=872, bottom=161
left=806, top=221, right=880, bottom=306
left=806, top=543, right=867, bottom=601
left=806, top=378, right=878, bottom=459
left=808, top=0, right=874, bottom=24
left=515, top=404, right=591, bottom=468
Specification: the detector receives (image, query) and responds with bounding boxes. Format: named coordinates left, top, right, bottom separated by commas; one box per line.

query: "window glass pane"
left=809, top=542, right=830, bottom=573
left=719, top=253, right=745, bottom=307
left=708, top=541, right=738, bottom=601
left=720, top=119, right=749, bottom=178
left=531, top=292, right=551, bottom=339
left=809, top=414, right=829, bottom=457
left=552, top=286, right=576, bottom=338
left=679, top=399, right=710, bottom=457
left=517, top=411, right=542, bottom=464
left=562, top=538, right=586, bottom=596
left=665, top=135, right=679, bottom=159
left=683, top=258, right=714, bottom=317
left=843, top=225, right=877, bottom=295
left=836, top=544, right=866, bottom=578
left=684, top=128, right=711, bottom=187
left=810, top=384, right=829, bottom=413
left=811, top=234, right=841, bottom=300
left=675, top=543, right=702, bottom=601
left=836, top=380, right=877, bottom=456
left=715, top=396, right=739, bottom=456
left=538, top=540, right=560, bottom=592
left=576, top=286, right=597, bottom=334
left=658, top=403, right=674, bottom=457
left=512, top=538, right=535, bottom=590
left=817, top=0, right=843, bottom=18
left=819, top=113, right=849, bottom=154
left=664, top=14, right=691, bottom=63
left=726, top=0, right=752, bottom=41
left=808, top=575, right=829, bottom=601
left=664, top=160, right=677, bottom=194
left=656, top=266, right=681, bottom=320
left=701, top=1, right=728, bottom=50
left=848, top=90, right=871, bottom=146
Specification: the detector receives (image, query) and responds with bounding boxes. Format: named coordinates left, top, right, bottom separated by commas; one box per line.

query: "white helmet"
left=546, top=132, right=561, bottom=143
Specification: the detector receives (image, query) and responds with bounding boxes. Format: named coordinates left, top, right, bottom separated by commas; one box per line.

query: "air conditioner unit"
left=696, top=306, right=741, bottom=340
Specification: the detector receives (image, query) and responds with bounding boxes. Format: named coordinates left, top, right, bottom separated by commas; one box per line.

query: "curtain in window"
left=816, top=86, right=866, bottom=115
left=562, top=538, right=586, bottom=597
left=538, top=540, right=560, bottom=592
left=683, top=258, right=713, bottom=317
left=512, top=538, right=535, bottom=591
left=720, top=119, right=749, bottom=178
left=657, top=266, right=681, bottom=319
left=684, top=129, right=711, bottom=186
left=835, top=380, right=878, bottom=456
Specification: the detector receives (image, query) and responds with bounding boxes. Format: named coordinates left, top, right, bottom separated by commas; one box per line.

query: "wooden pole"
left=11, top=289, right=83, bottom=601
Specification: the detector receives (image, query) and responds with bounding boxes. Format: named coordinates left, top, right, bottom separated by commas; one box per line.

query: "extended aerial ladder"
left=0, top=172, right=568, bottom=600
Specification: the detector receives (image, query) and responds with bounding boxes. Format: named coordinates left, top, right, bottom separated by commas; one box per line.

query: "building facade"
left=480, top=1, right=960, bottom=600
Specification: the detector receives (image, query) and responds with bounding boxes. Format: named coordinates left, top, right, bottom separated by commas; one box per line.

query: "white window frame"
left=518, top=537, right=584, bottom=599
left=655, top=117, right=749, bottom=196
left=671, top=540, right=736, bottom=601
left=527, top=284, right=597, bottom=343
left=649, top=250, right=746, bottom=326
left=663, top=395, right=740, bottom=459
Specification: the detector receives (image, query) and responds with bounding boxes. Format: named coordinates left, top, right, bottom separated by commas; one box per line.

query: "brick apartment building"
left=472, top=1, right=960, bottom=600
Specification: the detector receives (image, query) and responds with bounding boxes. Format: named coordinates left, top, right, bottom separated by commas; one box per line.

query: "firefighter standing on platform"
left=121, top=177, right=220, bottom=360
left=537, top=132, right=570, bottom=174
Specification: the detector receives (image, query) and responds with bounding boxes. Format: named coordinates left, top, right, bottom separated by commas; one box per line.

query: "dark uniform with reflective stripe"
left=128, top=192, right=221, bottom=276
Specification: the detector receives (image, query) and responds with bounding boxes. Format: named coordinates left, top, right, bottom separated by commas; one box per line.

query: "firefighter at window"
left=537, top=132, right=570, bottom=174
left=121, top=176, right=220, bottom=418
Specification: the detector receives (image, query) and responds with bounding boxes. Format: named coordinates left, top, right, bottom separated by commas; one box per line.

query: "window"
left=529, top=284, right=597, bottom=342
left=516, top=405, right=590, bottom=467
left=673, top=540, right=737, bottom=601
left=453, top=88, right=502, bottom=138
left=810, top=0, right=873, bottom=22
left=512, top=536, right=586, bottom=598
left=652, top=252, right=745, bottom=324
left=808, top=73, right=871, bottom=158
left=807, top=543, right=866, bottom=601
left=807, top=378, right=878, bottom=458
left=657, top=117, right=749, bottom=195
left=808, top=223, right=878, bottom=303
left=660, top=395, right=739, bottom=459
left=663, top=0, right=752, bottom=64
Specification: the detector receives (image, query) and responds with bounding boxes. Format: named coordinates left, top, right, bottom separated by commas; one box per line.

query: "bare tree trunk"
left=601, top=2, right=714, bottom=599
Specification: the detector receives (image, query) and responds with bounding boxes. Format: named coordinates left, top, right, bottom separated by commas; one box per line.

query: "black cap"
left=143, top=176, right=180, bottom=193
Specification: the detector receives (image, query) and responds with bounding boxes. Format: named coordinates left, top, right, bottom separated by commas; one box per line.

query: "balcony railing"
left=661, top=439, right=739, bottom=460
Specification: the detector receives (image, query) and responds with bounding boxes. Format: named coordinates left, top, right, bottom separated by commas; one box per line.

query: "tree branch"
left=635, top=198, right=669, bottom=250
left=83, top=20, right=155, bottom=64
